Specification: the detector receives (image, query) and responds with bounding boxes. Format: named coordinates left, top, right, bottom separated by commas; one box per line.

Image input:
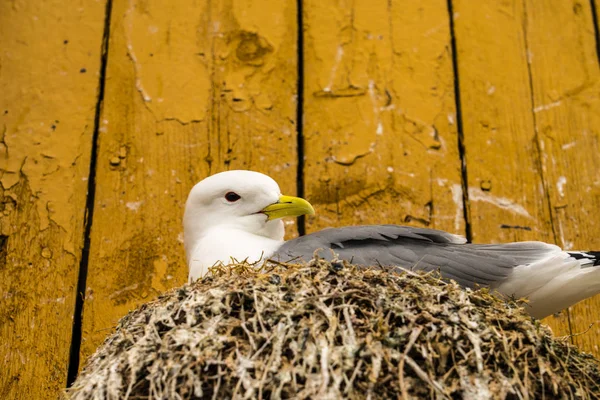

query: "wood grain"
left=451, top=0, right=600, bottom=351
left=451, top=0, right=554, bottom=243
left=302, top=0, right=464, bottom=236
left=524, top=0, right=600, bottom=355
left=451, top=0, right=571, bottom=342
left=0, top=0, right=106, bottom=398
left=4, top=2, right=600, bottom=395
left=80, top=0, right=298, bottom=362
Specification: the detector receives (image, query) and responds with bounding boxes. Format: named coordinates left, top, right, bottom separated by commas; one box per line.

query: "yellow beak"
left=261, top=195, right=315, bottom=221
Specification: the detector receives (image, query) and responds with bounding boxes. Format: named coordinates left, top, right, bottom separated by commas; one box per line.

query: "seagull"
left=184, top=170, right=600, bottom=319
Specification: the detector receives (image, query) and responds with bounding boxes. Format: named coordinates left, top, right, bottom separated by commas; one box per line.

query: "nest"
left=66, top=260, right=600, bottom=399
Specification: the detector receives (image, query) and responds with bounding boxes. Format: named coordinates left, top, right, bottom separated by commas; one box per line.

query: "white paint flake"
left=533, top=100, right=561, bottom=113
left=125, top=0, right=152, bottom=102
left=468, top=187, right=532, bottom=218
left=451, top=184, right=464, bottom=231
left=555, top=217, right=573, bottom=250
left=527, top=50, right=534, bottom=64
left=324, top=46, right=344, bottom=92
left=126, top=201, right=144, bottom=211
left=367, top=80, right=385, bottom=137
left=561, top=141, right=576, bottom=150
left=556, top=176, right=567, bottom=197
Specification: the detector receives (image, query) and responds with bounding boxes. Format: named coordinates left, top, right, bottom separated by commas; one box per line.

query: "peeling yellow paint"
left=303, top=0, right=464, bottom=236
left=80, top=0, right=298, bottom=363
left=453, top=0, right=600, bottom=352
left=523, top=0, right=600, bottom=355
left=452, top=0, right=571, bottom=341
left=3, top=2, right=600, bottom=398
left=124, top=0, right=210, bottom=122
left=0, top=0, right=106, bottom=398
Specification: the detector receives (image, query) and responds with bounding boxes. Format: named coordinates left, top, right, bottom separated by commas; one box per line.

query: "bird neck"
left=185, top=217, right=284, bottom=254
left=255, top=219, right=285, bottom=241
left=186, top=225, right=284, bottom=281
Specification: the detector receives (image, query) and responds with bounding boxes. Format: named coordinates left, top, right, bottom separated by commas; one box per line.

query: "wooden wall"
left=1, top=0, right=599, bottom=398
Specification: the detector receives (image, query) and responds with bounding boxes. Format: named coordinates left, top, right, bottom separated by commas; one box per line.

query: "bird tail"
left=567, top=251, right=600, bottom=266
left=495, top=250, right=600, bottom=319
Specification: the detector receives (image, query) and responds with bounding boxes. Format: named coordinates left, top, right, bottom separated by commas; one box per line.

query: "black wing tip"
left=568, top=251, right=600, bottom=266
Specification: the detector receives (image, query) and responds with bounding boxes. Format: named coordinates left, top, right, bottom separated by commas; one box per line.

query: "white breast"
left=187, top=227, right=283, bottom=282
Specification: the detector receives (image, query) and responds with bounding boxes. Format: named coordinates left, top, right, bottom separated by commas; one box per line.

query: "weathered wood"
left=451, top=0, right=600, bottom=353
left=451, top=0, right=571, bottom=342
left=302, top=0, right=464, bottom=237
left=452, top=0, right=555, bottom=243
left=524, top=0, right=600, bottom=355
left=4, top=3, right=597, bottom=395
left=0, top=0, right=106, bottom=398
left=80, top=0, right=298, bottom=362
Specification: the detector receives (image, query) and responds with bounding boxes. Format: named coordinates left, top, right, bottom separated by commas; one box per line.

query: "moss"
left=66, top=259, right=600, bottom=399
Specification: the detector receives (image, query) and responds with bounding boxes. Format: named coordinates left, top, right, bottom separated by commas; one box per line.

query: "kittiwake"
left=183, top=170, right=600, bottom=319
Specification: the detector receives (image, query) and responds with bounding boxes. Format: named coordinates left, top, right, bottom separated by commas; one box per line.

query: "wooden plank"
left=451, top=0, right=571, bottom=340
left=451, top=0, right=598, bottom=345
left=451, top=0, right=554, bottom=243
left=80, top=0, right=298, bottom=362
left=303, top=0, right=464, bottom=237
left=0, top=1, right=106, bottom=398
left=524, top=0, right=600, bottom=356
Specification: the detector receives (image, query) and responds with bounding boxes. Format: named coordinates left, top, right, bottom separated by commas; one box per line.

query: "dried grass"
left=66, top=259, right=600, bottom=399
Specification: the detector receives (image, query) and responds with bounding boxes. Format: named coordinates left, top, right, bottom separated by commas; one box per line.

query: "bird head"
left=183, top=170, right=314, bottom=260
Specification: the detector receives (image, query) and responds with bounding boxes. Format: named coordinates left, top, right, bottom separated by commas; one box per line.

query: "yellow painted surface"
left=80, top=0, right=298, bottom=362
left=524, top=0, right=600, bottom=354
left=451, top=0, right=570, bottom=338
left=0, top=0, right=106, bottom=399
left=3, top=1, right=600, bottom=397
left=453, top=0, right=600, bottom=351
left=303, top=0, right=464, bottom=236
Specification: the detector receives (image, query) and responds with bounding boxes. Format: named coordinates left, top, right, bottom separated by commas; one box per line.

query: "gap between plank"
left=296, top=0, right=306, bottom=237
left=446, top=0, right=473, bottom=242
left=66, top=0, right=114, bottom=387
left=590, top=0, right=600, bottom=66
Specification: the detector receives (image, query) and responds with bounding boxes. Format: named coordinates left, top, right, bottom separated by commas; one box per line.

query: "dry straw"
left=66, top=259, right=600, bottom=399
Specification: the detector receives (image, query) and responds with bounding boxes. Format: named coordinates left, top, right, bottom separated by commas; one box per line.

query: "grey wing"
left=272, top=225, right=560, bottom=288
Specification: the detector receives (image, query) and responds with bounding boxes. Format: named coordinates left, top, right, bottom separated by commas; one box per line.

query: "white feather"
left=494, top=252, right=600, bottom=318
left=184, top=170, right=600, bottom=320
left=184, top=170, right=285, bottom=282
left=187, top=226, right=282, bottom=282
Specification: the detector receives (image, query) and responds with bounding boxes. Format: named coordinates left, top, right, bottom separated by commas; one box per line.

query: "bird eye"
left=225, top=192, right=241, bottom=202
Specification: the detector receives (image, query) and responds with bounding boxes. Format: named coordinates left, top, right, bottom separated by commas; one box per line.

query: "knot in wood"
left=235, top=31, right=273, bottom=64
